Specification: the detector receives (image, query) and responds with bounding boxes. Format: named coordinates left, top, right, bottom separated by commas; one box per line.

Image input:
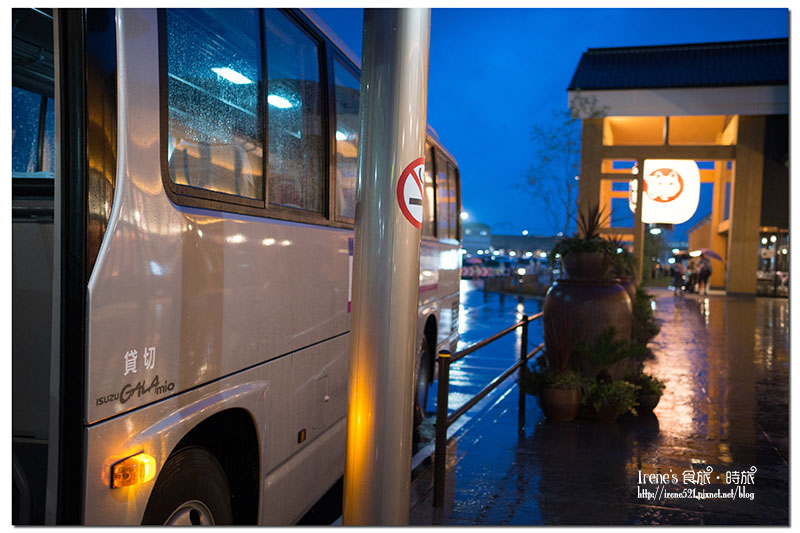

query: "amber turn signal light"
left=111, top=452, right=156, bottom=488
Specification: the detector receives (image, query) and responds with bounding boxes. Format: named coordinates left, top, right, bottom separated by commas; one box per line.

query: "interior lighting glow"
left=477, top=250, right=484, bottom=255
left=492, top=251, right=500, bottom=256
left=268, top=94, right=293, bottom=109
left=517, top=267, right=526, bottom=276
left=211, top=67, right=253, bottom=85
left=335, top=131, right=347, bottom=141
left=761, top=237, right=768, bottom=245
left=111, top=453, right=156, bottom=489
left=689, top=250, right=702, bottom=257
left=650, top=227, right=662, bottom=235
left=509, top=251, right=517, bottom=257
left=770, top=235, right=777, bottom=243
left=539, top=252, right=547, bottom=258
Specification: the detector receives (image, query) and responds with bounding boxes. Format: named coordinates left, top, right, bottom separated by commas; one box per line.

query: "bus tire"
left=414, top=336, right=432, bottom=428
left=142, top=446, right=233, bottom=525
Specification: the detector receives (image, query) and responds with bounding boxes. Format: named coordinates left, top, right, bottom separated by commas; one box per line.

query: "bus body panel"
left=86, top=9, right=351, bottom=425
left=84, top=334, right=348, bottom=525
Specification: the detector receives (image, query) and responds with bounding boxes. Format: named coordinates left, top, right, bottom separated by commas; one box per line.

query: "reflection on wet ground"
left=410, top=286, right=788, bottom=525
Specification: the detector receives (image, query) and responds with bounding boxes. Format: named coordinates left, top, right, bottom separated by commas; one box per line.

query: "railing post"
left=518, top=315, right=529, bottom=432
left=433, top=350, right=451, bottom=508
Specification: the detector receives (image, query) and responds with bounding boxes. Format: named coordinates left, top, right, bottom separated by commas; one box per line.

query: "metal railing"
left=433, top=313, right=545, bottom=507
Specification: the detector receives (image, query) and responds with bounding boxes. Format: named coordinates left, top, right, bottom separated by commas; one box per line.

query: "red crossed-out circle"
left=397, top=157, right=425, bottom=229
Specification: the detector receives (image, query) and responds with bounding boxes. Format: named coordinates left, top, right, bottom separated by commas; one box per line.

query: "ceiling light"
left=211, top=67, right=252, bottom=85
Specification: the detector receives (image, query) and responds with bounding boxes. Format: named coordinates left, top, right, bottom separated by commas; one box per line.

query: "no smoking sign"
left=396, top=157, right=425, bottom=229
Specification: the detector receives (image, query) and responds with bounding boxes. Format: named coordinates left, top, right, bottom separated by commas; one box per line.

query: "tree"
left=525, top=94, right=608, bottom=237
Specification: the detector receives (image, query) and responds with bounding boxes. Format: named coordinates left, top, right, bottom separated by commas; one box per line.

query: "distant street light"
left=522, top=229, right=529, bottom=236
left=460, top=211, right=469, bottom=220
left=649, top=227, right=662, bottom=235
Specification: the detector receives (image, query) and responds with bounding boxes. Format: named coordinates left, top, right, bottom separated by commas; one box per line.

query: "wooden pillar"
left=727, top=115, right=765, bottom=295
left=578, top=118, right=603, bottom=219
left=632, top=159, right=645, bottom=283
left=709, top=160, right=728, bottom=289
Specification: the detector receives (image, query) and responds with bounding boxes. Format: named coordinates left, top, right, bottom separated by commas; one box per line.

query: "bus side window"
left=435, top=150, right=451, bottom=240
left=165, top=8, right=263, bottom=200
left=446, top=162, right=458, bottom=240
left=265, top=9, right=325, bottom=214
left=12, top=87, right=55, bottom=177
left=422, top=143, right=436, bottom=237
left=333, top=58, right=359, bottom=220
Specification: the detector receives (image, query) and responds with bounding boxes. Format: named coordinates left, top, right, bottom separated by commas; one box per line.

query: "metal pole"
left=518, top=316, right=529, bottom=432
left=433, top=350, right=451, bottom=508
left=343, top=8, right=431, bottom=526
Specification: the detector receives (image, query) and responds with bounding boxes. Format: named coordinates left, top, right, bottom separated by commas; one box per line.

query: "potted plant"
left=520, top=316, right=588, bottom=422
left=544, top=203, right=633, bottom=360
left=632, top=287, right=661, bottom=348
left=574, top=327, right=648, bottom=383
left=586, top=379, right=639, bottom=423
left=549, top=203, right=613, bottom=280
left=627, top=372, right=665, bottom=413
left=608, top=236, right=637, bottom=303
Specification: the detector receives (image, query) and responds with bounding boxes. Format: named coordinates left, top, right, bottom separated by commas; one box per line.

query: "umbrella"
left=693, top=248, right=722, bottom=261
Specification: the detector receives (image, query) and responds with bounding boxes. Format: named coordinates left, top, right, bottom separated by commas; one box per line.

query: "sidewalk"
left=409, top=288, right=789, bottom=525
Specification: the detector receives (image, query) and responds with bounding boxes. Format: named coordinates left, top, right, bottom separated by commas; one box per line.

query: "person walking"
left=673, top=261, right=685, bottom=296
left=698, top=257, right=712, bottom=295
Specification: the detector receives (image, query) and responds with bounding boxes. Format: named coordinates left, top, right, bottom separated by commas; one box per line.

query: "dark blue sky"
left=316, top=8, right=789, bottom=242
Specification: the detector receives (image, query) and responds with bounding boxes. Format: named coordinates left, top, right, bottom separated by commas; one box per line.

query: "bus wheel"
left=414, top=336, right=432, bottom=428
left=142, top=446, right=232, bottom=525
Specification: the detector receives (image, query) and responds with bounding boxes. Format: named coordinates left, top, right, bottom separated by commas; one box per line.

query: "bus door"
left=12, top=8, right=116, bottom=524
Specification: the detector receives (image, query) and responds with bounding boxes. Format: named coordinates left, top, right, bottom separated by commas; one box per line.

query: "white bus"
left=12, top=8, right=461, bottom=525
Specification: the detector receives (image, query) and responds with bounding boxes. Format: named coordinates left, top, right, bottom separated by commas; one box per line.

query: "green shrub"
left=574, top=327, right=648, bottom=381
left=632, top=288, right=661, bottom=346
left=586, top=379, right=639, bottom=416
left=519, top=359, right=592, bottom=397
left=627, top=372, right=666, bottom=396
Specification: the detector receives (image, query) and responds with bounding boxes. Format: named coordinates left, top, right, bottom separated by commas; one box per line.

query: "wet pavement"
left=409, top=284, right=789, bottom=525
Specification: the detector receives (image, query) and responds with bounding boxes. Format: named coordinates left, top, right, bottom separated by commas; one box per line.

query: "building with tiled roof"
left=568, top=38, right=788, bottom=295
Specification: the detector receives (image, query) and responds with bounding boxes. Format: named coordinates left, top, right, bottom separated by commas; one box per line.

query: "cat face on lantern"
left=644, top=168, right=684, bottom=203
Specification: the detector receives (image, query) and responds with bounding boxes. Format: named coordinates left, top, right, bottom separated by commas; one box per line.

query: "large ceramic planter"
left=617, top=277, right=637, bottom=303
left=539, top=386, right=580, bottom=422
left=543, top=279, right=633, bottom=380
left=563, top=251, right=609, bottom=280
